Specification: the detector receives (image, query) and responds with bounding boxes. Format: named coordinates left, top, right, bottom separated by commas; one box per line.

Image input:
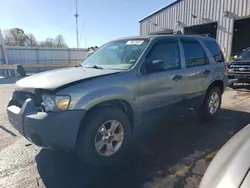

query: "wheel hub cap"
left=95, top=120, right=124, bottom=156
left=209, top=92, right=220, bottom=114
left=107, top=135, right=114, bottom=143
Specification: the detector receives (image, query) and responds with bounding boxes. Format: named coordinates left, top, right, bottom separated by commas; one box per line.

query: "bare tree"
left=3, top=28, right=28, bottom=46
left=54, top=34, right=67, bottom=48
left=39, top=37, right=55, bottom=47
left=26, top=34, right=37, bottom=47
left=39, top=35, right=68, bottom=48
left=3, top=30, right=12, bottom=45
left=3, top=28, right=68, bottom=48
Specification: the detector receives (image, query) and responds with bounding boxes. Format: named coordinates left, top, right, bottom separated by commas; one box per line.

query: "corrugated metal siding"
left=0, top=48, right=3, bottom=75
left=139, top=0, right=250, bottom=60
left=0, top=49, right=3, bottom=65
left=7, top=47, right=37, bottom=64
left=5, top=46, right=87, bottom=65
left=0, top=47, right=87, bottom=75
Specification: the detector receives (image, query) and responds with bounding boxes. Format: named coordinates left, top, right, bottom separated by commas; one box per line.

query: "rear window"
left=204, top=40, right=224, bottom=63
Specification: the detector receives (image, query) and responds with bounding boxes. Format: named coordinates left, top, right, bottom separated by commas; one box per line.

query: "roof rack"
left=186, top=33, right=211, bottom=37
left=150, top=30, right=211, bottom=37
left=150, top=30, right=183, bottom=35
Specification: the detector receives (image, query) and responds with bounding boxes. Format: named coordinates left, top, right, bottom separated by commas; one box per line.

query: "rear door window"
left=204, top=40, right=225, bottom=62
left=181, top=39, right=208, bottom=68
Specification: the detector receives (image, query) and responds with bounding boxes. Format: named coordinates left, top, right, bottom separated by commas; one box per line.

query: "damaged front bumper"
left=7, top=96, right=86, bottom=150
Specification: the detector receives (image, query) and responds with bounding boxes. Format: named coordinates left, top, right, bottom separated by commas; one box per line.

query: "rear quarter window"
left=204, top=40, right=224, bottom=63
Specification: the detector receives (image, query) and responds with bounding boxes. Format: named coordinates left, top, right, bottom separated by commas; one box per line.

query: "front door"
left=138, top=39, right=186, bottom=115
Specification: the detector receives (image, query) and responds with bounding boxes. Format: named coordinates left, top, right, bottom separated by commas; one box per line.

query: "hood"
left=16, top=67, right=122, bottom=91
left=232, top=60, right=250, bottom=65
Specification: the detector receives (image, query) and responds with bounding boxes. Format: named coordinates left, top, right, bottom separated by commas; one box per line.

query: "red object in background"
left=225, top=63, right=229, bottom=73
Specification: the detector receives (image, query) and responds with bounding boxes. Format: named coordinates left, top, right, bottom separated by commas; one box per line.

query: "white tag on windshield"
left=126, top=40, right=144, bottom=45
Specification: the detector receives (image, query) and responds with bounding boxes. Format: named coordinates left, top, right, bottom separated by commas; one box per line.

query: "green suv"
left=7, top=34, right=228, bottom=166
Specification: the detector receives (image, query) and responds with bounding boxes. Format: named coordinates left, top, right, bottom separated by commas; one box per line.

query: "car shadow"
left=35, top=108, right=250, bottom=188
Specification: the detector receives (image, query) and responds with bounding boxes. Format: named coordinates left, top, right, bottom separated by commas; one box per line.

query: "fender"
left=73, top=86, right=137, bottom=111
left=205, top=65, right=227, bottom=90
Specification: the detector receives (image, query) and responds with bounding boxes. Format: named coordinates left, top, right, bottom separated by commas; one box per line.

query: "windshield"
left=82, top=39, right=149, bottom=70
left=237, top=48, right=250, bottom=60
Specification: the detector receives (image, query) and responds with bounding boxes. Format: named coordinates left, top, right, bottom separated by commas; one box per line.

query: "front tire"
left=76, top=107, right=131, bottom=166
left=199, top=87, right=222, bottom=120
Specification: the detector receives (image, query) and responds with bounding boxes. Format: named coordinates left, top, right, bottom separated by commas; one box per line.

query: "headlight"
left=41, top=95, right=70, bottom=112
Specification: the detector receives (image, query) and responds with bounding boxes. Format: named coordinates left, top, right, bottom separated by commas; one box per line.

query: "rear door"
left=179, top=38, right=212, bottom=104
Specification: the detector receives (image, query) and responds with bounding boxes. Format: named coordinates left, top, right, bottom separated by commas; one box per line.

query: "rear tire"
left=76, top=107, right=132, bottom=166
left=199, top=86, right=222, bottom=120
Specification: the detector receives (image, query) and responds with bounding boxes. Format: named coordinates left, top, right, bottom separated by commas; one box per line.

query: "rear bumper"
left=7, top=98, right=86, bottom=150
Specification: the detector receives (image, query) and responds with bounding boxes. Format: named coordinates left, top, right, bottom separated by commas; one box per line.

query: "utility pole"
left=75, top=0, right=79, bottom=49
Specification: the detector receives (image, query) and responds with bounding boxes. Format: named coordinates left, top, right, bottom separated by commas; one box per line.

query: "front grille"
left=11, top=90, right=42, bottom=108
left=11, top=90, right=33, bottom=108
left=13, top=90, right=32, bottom=100
left=230, top=65, right=250, bottom=73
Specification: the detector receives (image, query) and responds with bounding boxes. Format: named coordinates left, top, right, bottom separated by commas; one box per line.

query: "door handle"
left=172, top=75, right=183, bottom=81
left=203, top=69, right=211, bottom=76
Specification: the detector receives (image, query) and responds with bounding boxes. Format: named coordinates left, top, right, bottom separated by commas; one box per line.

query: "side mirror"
left=233, top=55, right=238, bottom=60
left=129, top=59, right=136, bottom=64
left=146, top=60, right=165, bottom=73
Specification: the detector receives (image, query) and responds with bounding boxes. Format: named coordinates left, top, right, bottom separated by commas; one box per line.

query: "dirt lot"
left=0, top=80, right=250, bottom=188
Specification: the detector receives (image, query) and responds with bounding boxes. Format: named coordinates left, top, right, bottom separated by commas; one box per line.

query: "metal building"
left=139, top=0, right=250, bottom=61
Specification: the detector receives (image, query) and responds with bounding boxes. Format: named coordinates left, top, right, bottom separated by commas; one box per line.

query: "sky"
left=0, top=0, right=174, bottom=48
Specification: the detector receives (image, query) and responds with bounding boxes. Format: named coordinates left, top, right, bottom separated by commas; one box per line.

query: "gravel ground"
left=0, top=79, right=250, bottom=188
